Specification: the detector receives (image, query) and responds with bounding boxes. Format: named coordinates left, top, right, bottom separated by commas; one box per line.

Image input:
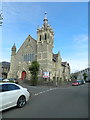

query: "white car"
left=2, top=79, right=9, bottom=82
left=0, top=83, right=30, bottom=111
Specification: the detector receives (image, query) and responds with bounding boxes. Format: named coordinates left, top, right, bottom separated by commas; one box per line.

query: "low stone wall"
left=18, top=78, right=72, bottom=87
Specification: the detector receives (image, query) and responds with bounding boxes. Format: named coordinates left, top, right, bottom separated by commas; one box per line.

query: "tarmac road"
left=2, top=83, right=88, bottom=118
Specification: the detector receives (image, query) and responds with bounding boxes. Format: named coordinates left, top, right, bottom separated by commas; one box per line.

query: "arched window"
left=30, top=54, right=31, bottom=61
left=27, top=54, right=29, bottom=61
left=24, top=55, right=25, bottom=61
left=26, top=54, right=27, bottom=61
left=40, top=35, right=41, bottom=41
left=45, top=33, right=47, bottom=40
left=32, top=54, right=34, bottom=61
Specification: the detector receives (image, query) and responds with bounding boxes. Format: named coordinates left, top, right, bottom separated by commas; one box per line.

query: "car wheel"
left=17, top=96, right=26, bottom=108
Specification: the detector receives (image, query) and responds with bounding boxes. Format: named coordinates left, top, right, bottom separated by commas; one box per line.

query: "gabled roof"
left=17, top=34, right=37, bottom=54
left=28, top=35, right=37, bottom=42
left=0, top=61, right=10, bottom=68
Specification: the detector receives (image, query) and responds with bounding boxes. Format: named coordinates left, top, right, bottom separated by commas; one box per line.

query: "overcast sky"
left=0, top=2, right=88, bottom=73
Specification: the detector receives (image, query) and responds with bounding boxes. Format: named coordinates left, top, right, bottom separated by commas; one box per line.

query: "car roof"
left=3, top=79, right=9, bottom=81
left=0, top=82, right=16, bottom=85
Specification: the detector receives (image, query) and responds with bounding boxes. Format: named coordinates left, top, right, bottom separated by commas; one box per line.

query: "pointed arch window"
left=40, top=35, right=41, bottom=41
left=45, top=33, right=47, bottom=40
left=23, top=53, right=35, bottom=62
left=27, top=54, right=29, bottom=61
left=24, top=55, right=25, bottom=61
left=26, top=54, right=27, bottom=62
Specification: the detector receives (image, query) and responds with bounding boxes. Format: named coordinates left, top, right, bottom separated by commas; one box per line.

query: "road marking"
left=34, top=88, right=57, bottom=96
left=34, top=93, right=39, bottom=96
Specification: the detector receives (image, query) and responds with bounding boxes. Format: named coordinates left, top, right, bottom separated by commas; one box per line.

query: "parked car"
left=85, top=79, right=90, bottom=82
left=81, top=80, right=85, bottom=84
left=8, top=78, right=18, bottom=84
left=2, top=79, right=9, bottom=82
left=0, top=83, right=30, bottom=111
left=0, top=78, right=4, bottom=82
left=76, top=80, right=82, bottom=85
left=72, top=81, right=80, bottom=86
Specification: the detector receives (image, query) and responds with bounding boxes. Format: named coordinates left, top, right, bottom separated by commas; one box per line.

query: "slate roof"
left=0, top=61, right=10, bottom=68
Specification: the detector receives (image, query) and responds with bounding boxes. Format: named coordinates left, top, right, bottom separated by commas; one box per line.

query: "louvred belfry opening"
left=21, top=71, right=26, bottom=80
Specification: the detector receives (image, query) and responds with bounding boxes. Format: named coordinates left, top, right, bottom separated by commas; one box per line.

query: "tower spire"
left=44, top=12, right=47, bottom=19
left=43, top=12, right=48, bottom=30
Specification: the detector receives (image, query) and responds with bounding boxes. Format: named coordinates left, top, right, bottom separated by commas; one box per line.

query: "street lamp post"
left=0, top=12, right=3, bottom=26
left=41, top=68, right=43, bottom=83
left=55, top=70, right=57, bottom=87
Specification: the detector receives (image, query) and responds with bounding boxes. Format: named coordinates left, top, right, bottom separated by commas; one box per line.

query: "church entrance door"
left=21, top=71, right=26, bottom=80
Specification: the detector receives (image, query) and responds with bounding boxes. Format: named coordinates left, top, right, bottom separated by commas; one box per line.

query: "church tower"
left=11, top=43, right=16, bottom=56
left=37, top=12, right=54, bottom=80
left=8, top=43, right=17, bottom=78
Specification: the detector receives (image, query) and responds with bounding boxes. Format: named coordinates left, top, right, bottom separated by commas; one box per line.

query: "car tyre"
left=17, top=96, right=26, bottom=108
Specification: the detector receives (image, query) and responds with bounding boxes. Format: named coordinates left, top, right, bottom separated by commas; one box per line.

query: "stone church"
left=8, top=13, right=70, bottom=83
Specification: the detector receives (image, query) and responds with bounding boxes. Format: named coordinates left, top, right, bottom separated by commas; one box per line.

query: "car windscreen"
left=77, top=80, right=81, bottom=82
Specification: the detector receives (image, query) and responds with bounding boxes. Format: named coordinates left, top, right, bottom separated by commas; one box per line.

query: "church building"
left=8, top=13, right=70, bottom=83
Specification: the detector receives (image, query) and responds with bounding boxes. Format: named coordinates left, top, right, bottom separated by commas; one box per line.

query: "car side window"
left=6, top=84, right=20, bottom=91
left=0, top=85, right=2, bottom=92
left=2, top=84, right=8, bottom=92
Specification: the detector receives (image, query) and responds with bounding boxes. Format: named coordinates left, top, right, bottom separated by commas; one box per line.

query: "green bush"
left=29, top=61, right=40, bottom=86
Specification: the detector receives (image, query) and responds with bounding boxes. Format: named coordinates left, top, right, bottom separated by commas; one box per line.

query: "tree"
left=2, top=72, right=7, bottom=79
left=29, top=61, right=40, bottom=86
left=83, top=73, right=87, bottom=81
left=71, top=73, right=77, bottom=79
left=73, top=75, right=77, bottom=80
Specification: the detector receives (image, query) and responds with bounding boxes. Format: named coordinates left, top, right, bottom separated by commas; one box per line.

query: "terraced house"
left=8, top=13, right=70, bottom=83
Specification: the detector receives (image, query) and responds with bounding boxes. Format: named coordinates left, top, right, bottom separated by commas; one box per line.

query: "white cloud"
left=67, top=58, right=88, bottom=73
left=73, top=34, right=88, bottom=51
left=74, top=34, right=88, bottom=43
left=63, top=34, right=88, bottom=73
left=3, top=3, right=42, bottom=24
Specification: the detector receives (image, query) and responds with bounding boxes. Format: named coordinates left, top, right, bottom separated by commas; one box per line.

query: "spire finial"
left=43, top=11, right=48, bottom=26
left=44, top=11, right=47, bottom=19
